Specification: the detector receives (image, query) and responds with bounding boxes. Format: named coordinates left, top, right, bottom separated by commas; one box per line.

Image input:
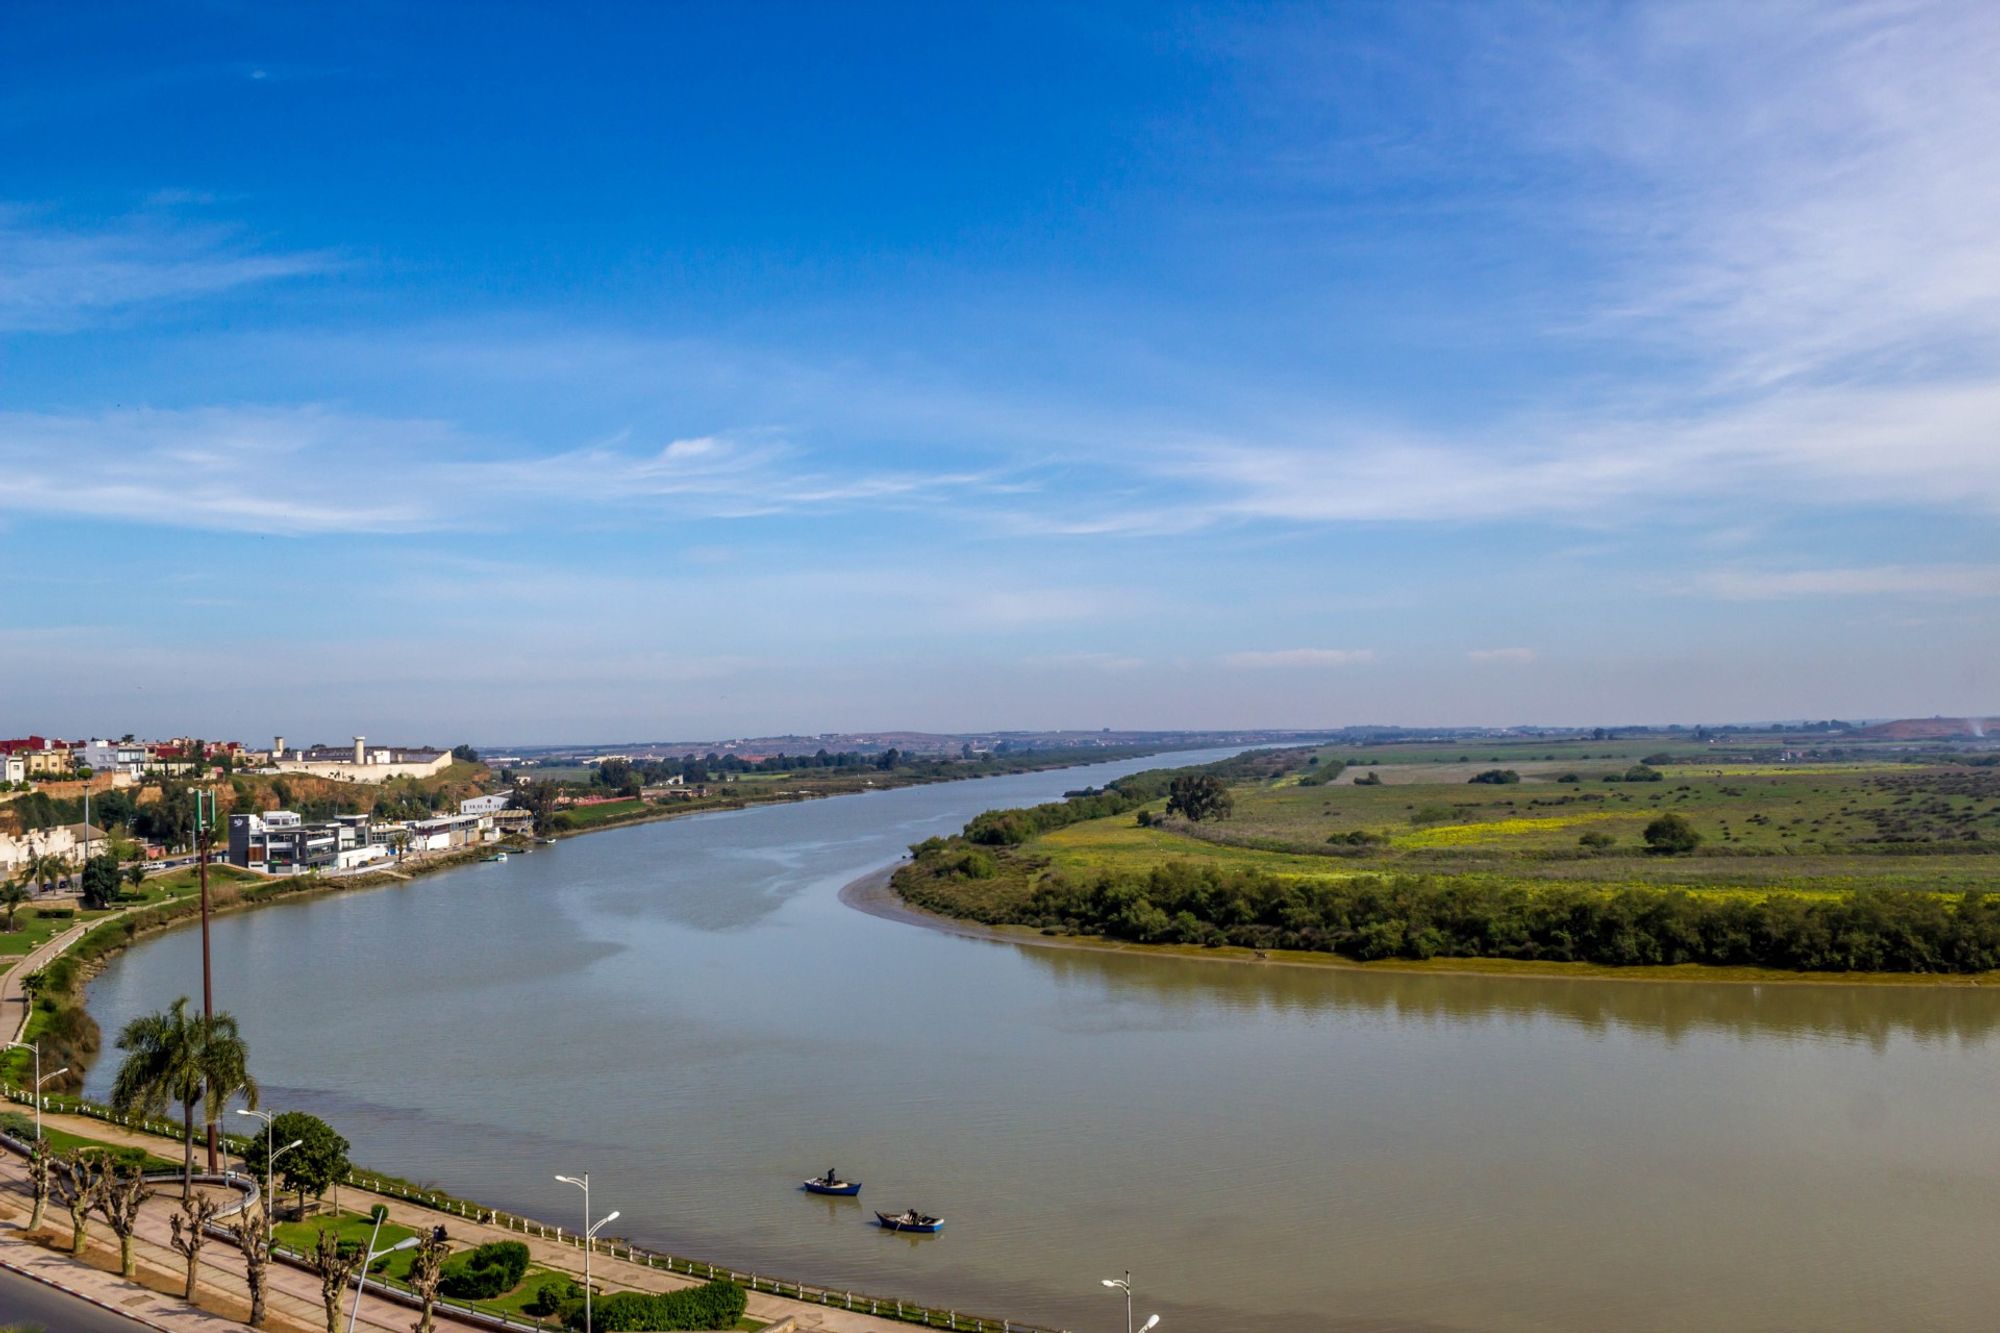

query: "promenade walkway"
left=16, top=1110, right=983, bottom=1333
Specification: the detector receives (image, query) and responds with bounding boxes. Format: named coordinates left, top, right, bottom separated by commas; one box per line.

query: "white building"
left=2, top=756, right=22, bottom=785
left=458, top=794, right=512, bottom=816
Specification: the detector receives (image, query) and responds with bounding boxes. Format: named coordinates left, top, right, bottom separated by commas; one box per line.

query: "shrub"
left=1578, top=831, right=1615, bottom=850
left=1643, top=813, right=1702, bottom=855
left=1623, top=764, right=1664, bottom=783
left=565, top=1280, right=747, bottom=1331
left=1468, top=770, right=1521, bottom=785
left=440, top=1240, right=531, bottom=1299
left=1409, top=804, right=1456, bottom=826
left=1556, top=773, right=1581, bottom=784
left=38, top=907, right=75, bottom=920
left=528, top=1278, right=582, bottom=1316
left=1353, top=771, right=1385, bottom=786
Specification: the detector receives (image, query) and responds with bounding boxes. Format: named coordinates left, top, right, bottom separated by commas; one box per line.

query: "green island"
left=894, top=740, right=2000, bottom=978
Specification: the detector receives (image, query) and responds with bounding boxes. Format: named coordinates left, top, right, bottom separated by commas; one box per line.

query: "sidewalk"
left=0, top=1149, right=483, bottom=1333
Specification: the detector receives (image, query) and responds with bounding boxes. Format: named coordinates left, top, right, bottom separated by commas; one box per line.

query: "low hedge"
left=440, top=1240, right=530, bottom=1299
left=562, top=1279, right=746, bottom=1331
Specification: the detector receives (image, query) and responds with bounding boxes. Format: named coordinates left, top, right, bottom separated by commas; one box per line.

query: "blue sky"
left=4, top=1, right=1998, bottom=744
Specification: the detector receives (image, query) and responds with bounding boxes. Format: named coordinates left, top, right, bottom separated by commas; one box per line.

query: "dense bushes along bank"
left=903, top=854, right=2000, bottom=973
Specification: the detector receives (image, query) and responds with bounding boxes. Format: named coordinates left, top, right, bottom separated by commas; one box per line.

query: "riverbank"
left=855, top=865, right=2000, bottom=989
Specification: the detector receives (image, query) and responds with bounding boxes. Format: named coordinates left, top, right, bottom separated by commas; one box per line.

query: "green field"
left=896, top=743, right=2000, bottom=974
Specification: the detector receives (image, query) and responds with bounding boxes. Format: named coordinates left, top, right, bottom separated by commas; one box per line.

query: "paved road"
left=0, top=1262, right=154, bottom=1331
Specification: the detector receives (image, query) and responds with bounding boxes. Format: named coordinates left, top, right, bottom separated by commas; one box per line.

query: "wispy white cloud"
left=1468, top=647, right=1536, bottom=664
left=1691, top=564, right=2000, bottom=601
left=0, top=406, right=1021, bottom=535
left=1221, top=648, right=1374, bottom=669
left=0, top=204, right=330, bottom=332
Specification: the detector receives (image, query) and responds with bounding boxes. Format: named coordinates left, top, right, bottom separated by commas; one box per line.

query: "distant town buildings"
left=267, top=734, right=454, bottom=781
left=0, top=737, right=75, bottom=778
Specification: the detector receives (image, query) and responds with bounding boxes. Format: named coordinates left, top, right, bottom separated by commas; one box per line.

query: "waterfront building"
left=226, top=810, right=394, bottom=873
left=459, top=793, right=512, bottom=816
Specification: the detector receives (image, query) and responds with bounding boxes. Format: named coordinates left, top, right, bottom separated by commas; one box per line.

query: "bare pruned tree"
left=406, top=1226, right=454, bottom=1333
left=24, top=1140, right=53, bottom=1232
left=229, top=1209, right=274, bottom=1328
left=169, top=1192, right=223, bottom=1301
left=310, top=1227, right=365, bottom=1333
left=51, top=1147, right=108, bottom=1255
left=98, top=1159, right=156, bottom=1278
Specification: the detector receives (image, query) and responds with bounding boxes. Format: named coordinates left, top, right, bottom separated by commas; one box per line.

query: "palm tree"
left=29, top=852, right=65, bottom=897
left=0, top=878, right=29, bottom=931
left=109, top=997, right=259, bottom=1199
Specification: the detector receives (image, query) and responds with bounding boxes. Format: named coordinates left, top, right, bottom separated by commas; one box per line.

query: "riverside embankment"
left=73, top=747, right=2000, bottom=1333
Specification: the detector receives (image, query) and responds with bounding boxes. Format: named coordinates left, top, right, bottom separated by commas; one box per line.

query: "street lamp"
left=4, top=1041, right=66, bottom=1144
left=1100, top=1272, right=1159, bottom=1333
left=235, top=1108, right=302, bottom=1241
left=346, top=1207, right=420, bottom=1333
left=556, top=1172, right=619, bottom=1333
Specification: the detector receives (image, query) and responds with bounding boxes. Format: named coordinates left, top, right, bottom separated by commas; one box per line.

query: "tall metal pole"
left=197, top=786, right=218, bottom=1173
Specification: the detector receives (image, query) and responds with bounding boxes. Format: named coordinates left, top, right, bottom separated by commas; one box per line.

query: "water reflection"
left=1019, top=938, right=2000, bottom=1046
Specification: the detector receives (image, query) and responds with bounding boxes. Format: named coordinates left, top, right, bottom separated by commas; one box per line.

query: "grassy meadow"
left=896, top=739, right=2000, bottom=974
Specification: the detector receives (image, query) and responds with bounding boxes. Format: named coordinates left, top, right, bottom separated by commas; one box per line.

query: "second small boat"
left=876, top=1208, right=944, bottom=1234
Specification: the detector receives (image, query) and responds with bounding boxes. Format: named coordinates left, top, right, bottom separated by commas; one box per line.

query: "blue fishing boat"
left=876, top=1208, right=944, bottom=1234
left=803, top=1169, right=861, bottom=1197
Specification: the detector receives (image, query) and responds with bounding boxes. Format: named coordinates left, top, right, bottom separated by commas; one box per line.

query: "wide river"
left=85, top=749, right=2000, bottom=1332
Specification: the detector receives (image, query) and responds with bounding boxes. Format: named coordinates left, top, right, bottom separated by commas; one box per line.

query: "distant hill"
left=1849, top=716, right=2000, bottom=740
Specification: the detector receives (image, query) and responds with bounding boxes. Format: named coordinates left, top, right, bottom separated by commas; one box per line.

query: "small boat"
left=481, top=851, right=509, bottom=863
left=876, top=1209, right=943, bottom=1234
left=802, top=1171, right=861, bottom=1197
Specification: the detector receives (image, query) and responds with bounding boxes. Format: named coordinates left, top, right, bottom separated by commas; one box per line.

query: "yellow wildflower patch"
left=1394, top=811, right=1628, bottom=850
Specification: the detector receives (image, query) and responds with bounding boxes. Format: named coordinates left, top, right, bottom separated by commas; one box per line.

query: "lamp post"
left=556, top=1172, right=619, bottom=1333
left=346, top=1208, right=419, bottom=1333
left=4, top=1041, right=66, bottom=1143
left=235, top=1108, right=301, bottom=1241
left=1099, top=1272, right=1159, bottom=1333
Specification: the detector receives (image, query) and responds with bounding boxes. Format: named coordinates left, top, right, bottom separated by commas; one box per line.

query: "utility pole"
left=195, top=785, right=218, bottom=1173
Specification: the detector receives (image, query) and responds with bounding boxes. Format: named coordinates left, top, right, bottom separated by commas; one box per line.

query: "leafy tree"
left=124, top=864, right=147, bottom=894
left=110, top=996, right=260, bottom=1200
left=170, top=1192, right=222, bottom=1300
left=451, top=743, right=481, bottom=763
left=1643, top=813, right=1702, bottom=855
left=0, top=879, right=28, bottom=931
left=241, top=1110, right=350, bottom=1217
left=1166, top=773, right=1234, bottom=822
left=80, top=853, right=121, bottom=910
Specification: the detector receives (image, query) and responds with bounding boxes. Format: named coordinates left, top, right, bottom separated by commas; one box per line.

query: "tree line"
left=928, top=858, right=2000, bottom=973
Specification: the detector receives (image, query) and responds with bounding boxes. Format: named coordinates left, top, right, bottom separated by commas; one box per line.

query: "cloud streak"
left=0, top=204, right=329, bottom=332
left=1222, top=648, right=1375, bottom=669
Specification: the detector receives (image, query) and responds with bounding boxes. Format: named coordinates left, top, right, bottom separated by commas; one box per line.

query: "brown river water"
left=83, top=749, right=2000, bottom=1332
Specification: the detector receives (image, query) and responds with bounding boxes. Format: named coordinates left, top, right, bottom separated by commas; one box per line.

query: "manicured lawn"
left=274, top=1211, right=572, bottom=1326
